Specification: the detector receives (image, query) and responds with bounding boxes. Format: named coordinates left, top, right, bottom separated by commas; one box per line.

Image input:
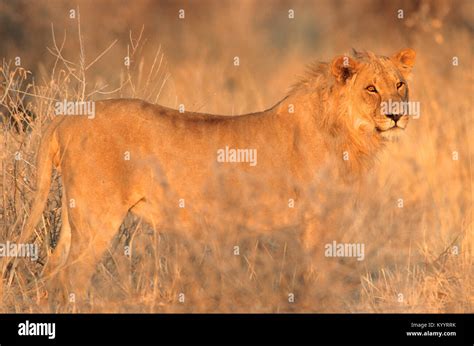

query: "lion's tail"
left=5, top=119, right=61, bottom=282
left=18, top=120, right=61, bottom=245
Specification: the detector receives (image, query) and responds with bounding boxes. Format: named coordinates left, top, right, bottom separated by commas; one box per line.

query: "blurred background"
left=0, top=0, right=472, bottom=312
left=0, top=0, right=472, bottom=113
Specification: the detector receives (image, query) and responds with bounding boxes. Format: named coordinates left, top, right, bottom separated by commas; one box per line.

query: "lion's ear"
left=331, top=55, right=360, bottom=83
left=391, top=48, right=416, bottom=77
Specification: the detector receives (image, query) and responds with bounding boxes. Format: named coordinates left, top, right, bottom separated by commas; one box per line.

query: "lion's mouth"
left=376, top=120, right=407, bottom=132
left=376, top=115, right=409, bottom=133
left=376, top=125, right=405, bottom=141
left=376, top=125, right=404, bottom=132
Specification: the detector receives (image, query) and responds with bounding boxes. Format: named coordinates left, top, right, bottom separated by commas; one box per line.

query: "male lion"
left=16, top=48, right=415, bottom=306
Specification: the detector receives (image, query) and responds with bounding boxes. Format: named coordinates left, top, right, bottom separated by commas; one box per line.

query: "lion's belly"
left=130, top=149, right=309, bottom=236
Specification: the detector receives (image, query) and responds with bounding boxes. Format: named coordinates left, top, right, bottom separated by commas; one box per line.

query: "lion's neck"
left=272, top=89, right=384, bottom=175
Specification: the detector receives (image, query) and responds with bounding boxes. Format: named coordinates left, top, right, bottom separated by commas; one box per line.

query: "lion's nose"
left=386, top=113, right=402, bottom=122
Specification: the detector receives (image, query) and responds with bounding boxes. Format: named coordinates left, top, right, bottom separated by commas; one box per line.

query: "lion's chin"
left=377, top=126, right=405, bottom=142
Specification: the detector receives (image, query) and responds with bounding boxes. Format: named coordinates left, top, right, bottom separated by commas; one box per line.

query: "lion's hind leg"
left=51, top=204, right=129, bottom=311
left=40, top=190, right=72, bottom=311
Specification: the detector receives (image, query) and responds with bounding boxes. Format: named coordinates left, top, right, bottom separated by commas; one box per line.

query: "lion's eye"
left=396, top=81, right=404, bottom=89
left=366, top=85, right=377, bottom=93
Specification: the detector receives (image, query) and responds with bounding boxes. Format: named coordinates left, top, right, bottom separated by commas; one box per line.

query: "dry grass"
left=0, top=0, right=472, bottom=313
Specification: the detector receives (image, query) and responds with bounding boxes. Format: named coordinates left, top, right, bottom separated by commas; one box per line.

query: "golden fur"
left=17, top=48, right=415, bottom=305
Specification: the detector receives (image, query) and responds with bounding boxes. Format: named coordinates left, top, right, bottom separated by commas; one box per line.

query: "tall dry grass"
left=0, top=0, right=472, bottom=312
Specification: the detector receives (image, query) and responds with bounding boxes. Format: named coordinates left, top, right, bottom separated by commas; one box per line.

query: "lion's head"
left=330, top=48, right=416, bottom=141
